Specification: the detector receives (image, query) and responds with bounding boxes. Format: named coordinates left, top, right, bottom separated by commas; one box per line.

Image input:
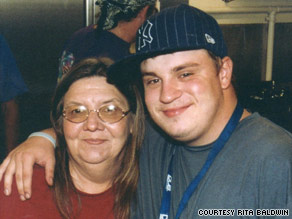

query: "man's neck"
left=109, top=21, right=137, bottom=43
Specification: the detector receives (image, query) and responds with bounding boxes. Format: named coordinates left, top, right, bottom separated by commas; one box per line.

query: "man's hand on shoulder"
left=0, top=128, right=56, bottom=201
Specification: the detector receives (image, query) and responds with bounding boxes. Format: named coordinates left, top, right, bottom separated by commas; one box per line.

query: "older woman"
left=0, top=58, right=144, bottom=219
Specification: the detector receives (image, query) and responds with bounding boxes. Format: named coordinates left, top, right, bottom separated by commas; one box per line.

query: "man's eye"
left=179, top=72, right=193, bottom=78
left=145, top=78, right=160, bottom=85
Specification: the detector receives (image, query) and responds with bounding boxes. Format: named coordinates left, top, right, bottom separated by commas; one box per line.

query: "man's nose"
left=159, top=80, right=182, bottom=104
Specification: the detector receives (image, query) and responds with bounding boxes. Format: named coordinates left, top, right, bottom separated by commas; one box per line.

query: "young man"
left=108, top=4, right=292, bottom=218
left=1, top=4, right=292, bottom=218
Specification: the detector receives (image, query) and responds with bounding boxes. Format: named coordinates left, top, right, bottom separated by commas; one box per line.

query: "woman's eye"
left=105, top=105, right=117, bottom=112
left=70, top=106, right=87, bottom=114
left=71, top=108, right=82, bottom=114
left=101, top=105, right=122, bottom=116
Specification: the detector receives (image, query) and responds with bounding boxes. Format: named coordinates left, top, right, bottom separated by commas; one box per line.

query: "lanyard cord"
left=159, top=103, right=244, bottom=219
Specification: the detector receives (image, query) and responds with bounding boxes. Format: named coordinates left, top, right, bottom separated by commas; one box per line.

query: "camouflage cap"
left=95, top=0, right=156, bottom=30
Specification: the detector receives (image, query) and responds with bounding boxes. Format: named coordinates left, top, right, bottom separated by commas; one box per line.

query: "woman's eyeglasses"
left=63, top=104, right=130, bottom=124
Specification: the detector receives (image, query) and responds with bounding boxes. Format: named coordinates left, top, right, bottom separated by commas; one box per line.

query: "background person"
left=0, top=57, right=144, bottom=219
left=58, top=0, right=157, bottom=81
left=1, top=4, right=292, bottom=219
left=0, top=35, right=28, bottom=162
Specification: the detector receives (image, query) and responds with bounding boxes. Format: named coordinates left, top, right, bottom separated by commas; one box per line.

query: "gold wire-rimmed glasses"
left=63, top=104, right=130, bottom=124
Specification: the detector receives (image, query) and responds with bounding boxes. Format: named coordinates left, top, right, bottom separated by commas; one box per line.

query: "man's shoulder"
left=236, top=112, right=292, bottom=158
left=240, top=112, right=292, bottom=140
left=64, top=25, right=97, bottom=48
left=71, top=25, right=96, bottom=39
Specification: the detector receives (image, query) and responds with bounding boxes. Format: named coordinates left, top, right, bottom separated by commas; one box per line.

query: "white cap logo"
left=205, top=33, right=216, bottom=44
left=138, top=20, right=153, bottom=51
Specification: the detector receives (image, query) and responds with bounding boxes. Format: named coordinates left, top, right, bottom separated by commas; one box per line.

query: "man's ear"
left=219, top=56, right=233, bottom=89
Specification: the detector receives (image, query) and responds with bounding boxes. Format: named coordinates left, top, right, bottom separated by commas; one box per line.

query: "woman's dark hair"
left=50, top=57, right=145, bottom=218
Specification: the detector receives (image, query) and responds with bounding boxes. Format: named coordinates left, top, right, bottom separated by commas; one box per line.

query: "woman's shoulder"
left=1, top=165, right=51, bottom=199
left=0, top=165, right=58, bottom=218
left=31, top=165, right=52, bottom=193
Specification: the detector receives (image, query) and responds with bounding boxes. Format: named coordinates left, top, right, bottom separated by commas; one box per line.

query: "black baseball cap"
left=108, top=4, right=228, bottom=86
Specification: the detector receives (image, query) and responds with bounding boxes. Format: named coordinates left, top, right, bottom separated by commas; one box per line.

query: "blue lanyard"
left=159, top=103, right=243, bottom=219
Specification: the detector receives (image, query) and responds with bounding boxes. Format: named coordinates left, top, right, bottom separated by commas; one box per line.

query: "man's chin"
left=161, top=126, right=190, bottom=141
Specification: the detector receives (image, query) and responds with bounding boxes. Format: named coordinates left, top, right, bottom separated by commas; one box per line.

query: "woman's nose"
left=83, top=111, right=105, bottom=131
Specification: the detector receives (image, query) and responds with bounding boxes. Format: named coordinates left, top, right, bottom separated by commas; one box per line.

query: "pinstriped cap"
left=108, top=4, right=228, bottom=84
left=136, top=3, right=227, bottom=58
